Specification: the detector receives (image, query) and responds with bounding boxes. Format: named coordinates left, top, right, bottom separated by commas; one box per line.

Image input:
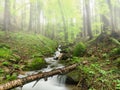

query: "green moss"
left=73, top=42, right=86, bottom=57
left=67, top=69, right=81, bottom=82
left=27, top=58, right=47, bottom=70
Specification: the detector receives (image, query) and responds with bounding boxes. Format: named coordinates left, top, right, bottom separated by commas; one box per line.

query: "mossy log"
left=0, top=63, right=79, bottom=90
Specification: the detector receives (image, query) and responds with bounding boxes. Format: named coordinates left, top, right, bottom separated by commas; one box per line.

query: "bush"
left=2, top=61, right=10, bottom=66
left=27, top=58, right=47, bottom=70
left=114, top=58, right=120, bottom=69
left=110, top=47, right=120, bottom=56
left=0, top=48, right=12, bottom=59
left=0, top=69, right=4, bottom=74
left=6, top=73, right=17, bottom=81
left=73, top=42, right=86, bottom=57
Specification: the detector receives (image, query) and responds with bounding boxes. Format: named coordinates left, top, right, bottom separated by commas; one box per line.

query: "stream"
left=15, top=46, right=73, bottom=90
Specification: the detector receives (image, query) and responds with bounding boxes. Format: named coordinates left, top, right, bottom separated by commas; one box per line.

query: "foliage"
left=2, top=61, right=10, bottom=66
left=114, top=58, right=120, bottom=69
left=0, top=31, right=57, bottom=60
left=0, top=69, right=4, bottom=74
left=6, top=73, right=17, bottom=81
left=77, top=63, right=117, bottom=89
left=115, top=79, right=120, bottom=90
left=111, top=38, right=120, bottom=45
left=0, top=43, right=10, bottom=49
left=27, top=58, right=47, bottom=70
left=73, top=42, right=86, bottom=57
left=0, top=47, right=12, bottom=59
left=13, top=64, right=20, bottom=69
left=110, top=47, right=120, bottom=56
left=0, top=31, right=57, bottom=84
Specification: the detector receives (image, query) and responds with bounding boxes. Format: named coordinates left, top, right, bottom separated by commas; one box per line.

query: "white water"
left=16, top=46, right=71, bottom=90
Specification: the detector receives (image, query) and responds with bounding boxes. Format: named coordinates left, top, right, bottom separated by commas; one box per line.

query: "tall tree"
left=58, top=0, right=68, bottom=41
left=83, top=0, right=93, bottom=39
left=4, top=0, right=11, bottom=31
left=28, top=0, right=34, bottom=31
left=107, top=0, right=115, bottom=33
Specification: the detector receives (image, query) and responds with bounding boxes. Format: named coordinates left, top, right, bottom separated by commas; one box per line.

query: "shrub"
left=0, top=48, right=12, bottom=59
left=114, top=58, right=120, bottom=69
left=0, top=69, right=4, bottom=74
left=110, top=47, right=120, bottom=56
left=73, top=42, right=86, bottom=57
left=13, top=64, right=20, bottom=69
left=0, top=44, right=10, bottom=49
left=6, top=73, right=17, bottom=81
left=2, top=61, right=10, bottom=66
left=28, top=58, right=47, bottom=70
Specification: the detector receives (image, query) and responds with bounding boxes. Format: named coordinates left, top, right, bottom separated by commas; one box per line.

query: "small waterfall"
left=54, top=45, right=61, bottom=60
left=57, top=75, right=67, bottom=86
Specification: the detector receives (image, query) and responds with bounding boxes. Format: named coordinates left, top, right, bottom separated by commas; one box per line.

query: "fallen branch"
left=0, top=63, right=79, bottom=90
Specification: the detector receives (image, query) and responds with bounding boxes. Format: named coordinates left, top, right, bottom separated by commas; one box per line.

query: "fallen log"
left=0, top=63, right=79, bottom=90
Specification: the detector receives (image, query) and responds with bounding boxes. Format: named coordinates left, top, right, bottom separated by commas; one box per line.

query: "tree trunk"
left=4, top=0, right=11, bottom=31
left=82, top=0, right=87, bottom=37
left=85, top=0, right=93, bottom=39
left=107, top=0, right=115, bottom=33
left=58, top=0, right=68, bottom=42
left=0, top=63, right=79, bottom=90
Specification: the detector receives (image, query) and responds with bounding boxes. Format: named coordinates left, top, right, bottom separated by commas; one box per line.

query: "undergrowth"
left=0, top=30, right=57, bottom=83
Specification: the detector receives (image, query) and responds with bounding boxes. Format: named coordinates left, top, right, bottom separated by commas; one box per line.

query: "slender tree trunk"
left=13, top=0, right=16, bottom=26
left=4, top=0, right=11, bottom=31
left=101, top=15, right=109, bottom=32
left=21, top=0, right=26, bottom=31
left=107, top=0, right=115, bottom=33
left=58, top=0, right=68, bottom=42
left=36, top=0, right=41, bottom=34
left=28, top=1, right=34, bottom=31
left=83, top=0, right=87, bottom=37
left=85, top=0, right=93, bottom=39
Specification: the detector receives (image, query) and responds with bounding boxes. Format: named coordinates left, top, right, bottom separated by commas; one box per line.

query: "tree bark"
left=0, top=63, right=79, bottom=90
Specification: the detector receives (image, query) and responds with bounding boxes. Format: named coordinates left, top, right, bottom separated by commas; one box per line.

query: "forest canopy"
left=0, top=0, right=120, bottom=42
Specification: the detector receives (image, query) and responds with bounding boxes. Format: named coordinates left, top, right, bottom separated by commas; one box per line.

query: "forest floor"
left=0, top=30, right=57, bottom=84
left=61, top=33, right=120, bottom=90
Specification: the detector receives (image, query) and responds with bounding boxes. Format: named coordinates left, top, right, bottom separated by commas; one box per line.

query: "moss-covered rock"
left=66, top=70, right=80, bottom=83
left=26, top=58, right=47, bottom=70
left=73, top=42, right=86, bottom=57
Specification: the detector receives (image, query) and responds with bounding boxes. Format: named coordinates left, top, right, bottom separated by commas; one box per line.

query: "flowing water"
left=16, top=46, right=72, bottom=90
